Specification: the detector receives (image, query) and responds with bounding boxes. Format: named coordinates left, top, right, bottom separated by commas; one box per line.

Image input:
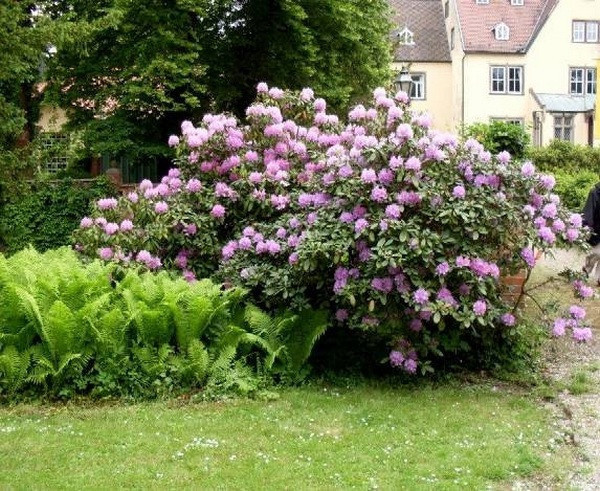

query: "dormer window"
left=494, top=22, right=510, bottom=41
left=397, top=27, right=415, bottom=45
left=476, top=0, right=489, bottom=4
left=511, top=0, right=524, bottom=5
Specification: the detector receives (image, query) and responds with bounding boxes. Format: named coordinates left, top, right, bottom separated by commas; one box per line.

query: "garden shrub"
left=551, top=168, right=598, bottom=211
left=75, top=85, right=593, bottom=376
left=527, top=139, right=600, bottom=174
left=0, top=177, right=117, bottom=254
left=526, top=141, right=600, bottom=211
left=0, top=248, right=327, bottom=399
left=463, top=121, right=530, bottom=160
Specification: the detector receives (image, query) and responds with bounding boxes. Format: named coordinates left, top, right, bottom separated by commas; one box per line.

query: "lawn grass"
left=0, top=382, right=556, bottom=489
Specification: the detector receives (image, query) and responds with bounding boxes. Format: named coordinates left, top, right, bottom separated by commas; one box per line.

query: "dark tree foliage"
left=0, top=1, right=48, bottom=149
left=45, top=0, right=393, bottom=160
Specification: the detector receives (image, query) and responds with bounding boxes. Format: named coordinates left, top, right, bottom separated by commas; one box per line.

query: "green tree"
left=45, top=0, right=210, bottom=161
left=204, top=0, right=393, bottom=113
left=45, top=0, right=393, bottom=162
left=0, top=1, right=48, bottom=149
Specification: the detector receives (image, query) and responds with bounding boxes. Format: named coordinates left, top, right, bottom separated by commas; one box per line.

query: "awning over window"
left=532, top=92, right=595, bottom=113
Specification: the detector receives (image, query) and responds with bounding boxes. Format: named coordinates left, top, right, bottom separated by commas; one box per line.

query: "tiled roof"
left=455, top=0, right=558, bottom=53
left=533, top=92, right=596, bottom=112
left=389, top=0, right=451, bottom=62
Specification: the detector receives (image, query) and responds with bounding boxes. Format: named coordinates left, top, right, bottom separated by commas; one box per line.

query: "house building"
left=390, top=0, right=599, bottom=146
left=390, top=0, right=454, bottom=131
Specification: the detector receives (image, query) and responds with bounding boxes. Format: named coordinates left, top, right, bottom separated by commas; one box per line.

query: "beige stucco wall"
left=392, top=61, right=453, bottom=131
left=37, top=105, right=68, bottom=133
left=462, top=53, right=529, bottom=125
left=446, top=0, right=467, bottom=131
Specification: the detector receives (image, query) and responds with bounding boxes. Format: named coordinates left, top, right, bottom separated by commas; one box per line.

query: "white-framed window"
left=476, top=0, right=489, bottom=4
left=553, top=114, right=573, bottom=142
left=573, top=21, right=586, bottom=42
left=450, top=27, right=455, bottom=50
left=587, top=68, right=597, bottom=95
left=586, top=21, right=599, bottom=42
left=444, top=0, right=449, bottom=18
left=570, top=68, right=584, bottom=94
left=573, top=20, right=600, bottom=43
left=490, top=65, right=523, bottom=94
left=570, top=67, right=597, bottom=95
left=41, top=133, right=69, bottom=174
left=494, top=23, right=510, bottom=41
left=397, top=27, right=415, bottom=45
left=409, top=73, right=426, bottom=100
left=511, top=0, right=524, bottom=6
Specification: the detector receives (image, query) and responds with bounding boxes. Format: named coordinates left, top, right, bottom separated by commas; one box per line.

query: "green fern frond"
left=280, top=309, right=329, bottom=373
left=0, top=346, right=30, bottom=392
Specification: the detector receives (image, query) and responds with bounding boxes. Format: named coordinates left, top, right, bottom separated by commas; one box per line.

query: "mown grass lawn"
left=0, top=383, right=559, bottom=489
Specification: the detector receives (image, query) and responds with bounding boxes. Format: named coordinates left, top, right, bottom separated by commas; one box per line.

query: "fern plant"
left=0, top=247, right=330, bottom=400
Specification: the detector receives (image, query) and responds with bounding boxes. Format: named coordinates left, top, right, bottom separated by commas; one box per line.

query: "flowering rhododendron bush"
left=75, top=84, right=593, bottom=374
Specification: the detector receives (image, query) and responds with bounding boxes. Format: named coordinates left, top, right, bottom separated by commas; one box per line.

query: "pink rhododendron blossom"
left=360, top=168, right=377, bottom=184
left=540, top=174, right=556, bottom=190
left=104, top=222, right=119, bottom=235
left=139, top=179, right=153, bottom=191
left=403, top=358, right=418, bottom=374
left=211, top=204, right=226, bottom=218
left=256, top=82, right=268, bottom=93
left=80, top=217, right=93, bottom=228
left=371, top=277, right=393, bottom=293
left=435, top=262, right=450, bottom=276
left=521, top=161, right=535, bottom=177
left=552, top=318, right=567, bottom=337
left=314, top=98, right=326, bottom=112
left=385, top=204, right=401, bottom=219
left=569, top=305, right=586, bottom=320
left=565, top=229, right=579, bottom=242
left=371, top=186, right=388, bottom=202
left=120, top=220, right=134, bottom=232
left=500, top=313, right=516, bottom=326
left=168, top=135, right=179, bottom=147
left=184, top=223, right=197, bottom=235
left=99, top=247, right=113, bottom=260
left=154, top=201, right=169, bottom=214
left=413, top=288, right=429, bottom=305
left=354, top=218, right=369, bottom=233
left=569, top=213, right=583, bottom=228
left=473, top=300, right=487, bottom=316
left=573, top=327, right=593, bottom=342
left=452, top=185, right=466, bottom=198
left=520, top=247, right=536, bottom=268
left=97, top=198, right=118, bottom=210
left=456, top=256, right=470, bottom=267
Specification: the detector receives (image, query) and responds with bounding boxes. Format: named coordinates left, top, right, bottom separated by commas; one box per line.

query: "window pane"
left=554, top=126, right=562, bottom=139
left=564, top=128, right=572, bottom=141
left=508, top=67, right=521, bottom=93
left=491, top=67, right=505, bottom=92
left=573, top=21, right=585, bottom=42
left=409, top=74, right=425, bottom=99
left=570, top=68, right=584, bottom=94
left=586, top=22, right=598, bottom=42
left=587, top=69, right=597, bottom=95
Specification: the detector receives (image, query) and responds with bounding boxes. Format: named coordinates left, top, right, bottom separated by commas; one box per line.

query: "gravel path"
left=519, top=249, right=600, bottom=489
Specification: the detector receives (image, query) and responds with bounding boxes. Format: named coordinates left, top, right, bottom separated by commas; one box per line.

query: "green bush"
left=527, top=140, right=600, bottom=174
left=0, top=248, right=328, bottom=400
left=551, top=169, right=598, bottom=211
left=0, top=177, right=117, bottom=254
left=463, top=121, right=530, bottom=159
left=526, top=140, right=600, bottom=211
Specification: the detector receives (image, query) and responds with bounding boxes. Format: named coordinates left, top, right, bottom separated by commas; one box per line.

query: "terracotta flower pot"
left=500, top=269, right=528, bottom=306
